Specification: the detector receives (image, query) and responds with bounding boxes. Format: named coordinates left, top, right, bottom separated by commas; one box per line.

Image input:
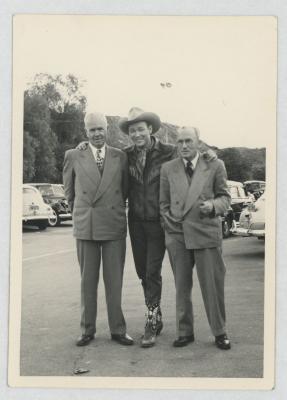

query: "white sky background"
left=14, top=16, right=277, bottom=148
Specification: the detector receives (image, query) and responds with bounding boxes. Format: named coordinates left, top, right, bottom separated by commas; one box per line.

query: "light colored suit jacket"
left=160, top=155, right=231, bottom=249
left=63, top=145, right=128, bottom=241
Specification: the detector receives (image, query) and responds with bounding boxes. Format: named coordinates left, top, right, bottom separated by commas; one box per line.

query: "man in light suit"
left=160, top=126, right=231, bottom=350
left=63, top=112, right=133, bottom=347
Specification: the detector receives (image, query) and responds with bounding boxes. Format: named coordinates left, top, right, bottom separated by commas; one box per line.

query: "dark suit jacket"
left=160, top=155, right=231, bottom=249
left=63, top=145, right=128, bottom=241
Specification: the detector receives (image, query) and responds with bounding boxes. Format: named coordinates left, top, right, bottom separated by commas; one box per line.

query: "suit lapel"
left=183, top=156, right=212, bottom=216
left=171, top=159, right=189, bottom=203
left=77, top=146, right=101, bottom=189
left=93, top=146, right=118, bottom=202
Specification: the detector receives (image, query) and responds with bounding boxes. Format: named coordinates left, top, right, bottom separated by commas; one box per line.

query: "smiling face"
left=128, top=121, right=152, bottom=149
left=177, top=127, right=199, bottom=161
left=85, top=123, right=107, bottom=149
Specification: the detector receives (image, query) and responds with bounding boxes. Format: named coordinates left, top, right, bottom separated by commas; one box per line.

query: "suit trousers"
left=76, top=238, right=127, bottom=336
left=128, top=219, right=166, bottom=307
left=165, top=232, right=226, bottom=337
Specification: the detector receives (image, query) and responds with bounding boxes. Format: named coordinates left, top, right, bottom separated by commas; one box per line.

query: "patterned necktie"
left=186, top=160, right=194, bottom=177
left=96, top=148, right=104, bottom=169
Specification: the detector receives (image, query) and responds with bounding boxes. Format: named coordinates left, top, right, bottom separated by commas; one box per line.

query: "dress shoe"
left=76, top=334, right=94, bottom=347
left=215, top=334, right=231, bottom=350
left=111, top=333, right=134, bottom=345
left=173, top=335, right=195, bottom=347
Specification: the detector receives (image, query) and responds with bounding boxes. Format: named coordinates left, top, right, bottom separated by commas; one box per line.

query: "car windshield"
left=36, top=185, right=64, bottom=196
left=228, top=185, right=247, bottom=199
left=52, top=185, right=65, bottom=196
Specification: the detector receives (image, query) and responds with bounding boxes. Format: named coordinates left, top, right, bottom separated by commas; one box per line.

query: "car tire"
left=222, top=220, right=231, bottom=238
left=37, top=221, right=48, bottom=230
left=48, top=210, right=58, bottom=227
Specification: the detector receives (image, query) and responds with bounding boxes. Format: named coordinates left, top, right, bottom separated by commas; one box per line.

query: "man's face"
left=177, top=129, right=199, bottom=160
left=85, top=123, right=107, bottom=148
left=128, top=121, right=152, bottom=149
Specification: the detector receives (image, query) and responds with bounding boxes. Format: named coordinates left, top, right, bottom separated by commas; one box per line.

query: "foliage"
left=23, top=94, right=59, bottom=182
left=217, top=147, right=266, bottom=182
left=23, top=74, right=87, bottom=183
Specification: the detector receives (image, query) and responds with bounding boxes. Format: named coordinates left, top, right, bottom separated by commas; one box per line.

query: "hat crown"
left=128, top=107, right=145, bottom=121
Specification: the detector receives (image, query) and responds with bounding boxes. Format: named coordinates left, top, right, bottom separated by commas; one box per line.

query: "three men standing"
left=68, top=110, right=231, bottom=351
left=63, top=112, right=133, bottom=346
left=160, top=126, right=231, bottom=350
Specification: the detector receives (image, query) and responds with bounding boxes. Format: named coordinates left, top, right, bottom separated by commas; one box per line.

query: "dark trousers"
left=76, top=239, right=127, bottom=336
left=128, top=219, right=166, bottom=307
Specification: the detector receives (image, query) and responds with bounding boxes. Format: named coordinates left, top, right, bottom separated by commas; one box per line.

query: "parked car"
left=22, top=184, right=55, bottom=230
left=29, top=183, right=72, bottom=227
left=221, top=180, right=253, bottom=238
left=232, top=191, right=265, bottom=239
left=244, top=180, right=265, bottom=200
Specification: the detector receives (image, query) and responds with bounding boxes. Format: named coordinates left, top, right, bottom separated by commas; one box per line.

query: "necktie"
left=96, top=149, right=104, bottom=169
left=186, top=160, right=194, bottom=177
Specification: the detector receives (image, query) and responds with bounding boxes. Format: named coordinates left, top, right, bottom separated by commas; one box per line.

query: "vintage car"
left=221, top=180, right=253, bottom=238
left=244, top=180, right=266, bottom=200
left=232, top=191, right=265, bottom=239
left=29, top=183, right=72, bottom=227
left=22, top=184, right=55, bottom=230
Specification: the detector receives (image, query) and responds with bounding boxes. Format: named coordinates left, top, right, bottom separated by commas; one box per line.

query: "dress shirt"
left=182, top=151, right=199, bottom=170
left=89, top=142, right=106, bottom=162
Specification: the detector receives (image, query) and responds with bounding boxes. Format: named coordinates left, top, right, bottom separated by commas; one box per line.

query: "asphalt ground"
left=20, top=222, right=265, bottom=378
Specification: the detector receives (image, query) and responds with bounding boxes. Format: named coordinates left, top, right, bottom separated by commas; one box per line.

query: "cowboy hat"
left=119, top=107, right=161, bottom=134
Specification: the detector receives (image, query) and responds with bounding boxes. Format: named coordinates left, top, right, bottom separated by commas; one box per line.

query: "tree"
left=23, top=131, right=37, bottom=181
left=217, top=147, right=266, bottom=182
left=24, top=74, right=87, bottom=183
left=23, top=93, right=59, bottom=182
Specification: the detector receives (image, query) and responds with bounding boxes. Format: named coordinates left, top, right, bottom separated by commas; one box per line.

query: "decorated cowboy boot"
left=155, top=305, right=163, bottom=336
left=141, top=305, right=158, bottom=348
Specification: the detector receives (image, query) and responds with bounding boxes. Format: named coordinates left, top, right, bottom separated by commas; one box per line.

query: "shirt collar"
left=182, top=151, right=199, bottom=169
left=89, top=142, right=106, bottom=158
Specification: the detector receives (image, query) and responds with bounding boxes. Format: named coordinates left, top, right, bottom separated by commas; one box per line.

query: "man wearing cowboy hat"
left=63, top=112, right=133, bottom=347
left=119, top=107, right=177, bottom=348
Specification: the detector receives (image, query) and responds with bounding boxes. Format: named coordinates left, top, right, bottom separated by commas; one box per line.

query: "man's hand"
left=201, top=148, right=217, bottom=162
left=76, top=141, right=89, bottom=151
left=199, top=200, right=214, bottom=216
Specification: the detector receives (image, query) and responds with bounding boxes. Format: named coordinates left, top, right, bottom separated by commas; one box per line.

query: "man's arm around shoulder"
left=212, top=159, right=231, bottom=216
left=63, top=149, right=76, bottom=212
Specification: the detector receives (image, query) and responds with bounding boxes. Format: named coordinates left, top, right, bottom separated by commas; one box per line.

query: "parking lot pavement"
left=20, top=223, right=265, bottom=378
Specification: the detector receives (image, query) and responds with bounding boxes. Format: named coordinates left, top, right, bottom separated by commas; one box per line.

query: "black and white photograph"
left=8, top=15, right=276, bottom=390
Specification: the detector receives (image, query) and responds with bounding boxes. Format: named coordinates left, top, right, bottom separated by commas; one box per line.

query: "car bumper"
left=23, top=216, right=49, bottom=222
left=232, top=226, right=265, bottom=238
left=58, top=213, right=72, bottom=220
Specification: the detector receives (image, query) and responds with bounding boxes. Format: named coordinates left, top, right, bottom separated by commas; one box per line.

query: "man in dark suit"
left=63, top=112, right=133, bottom=347
left=160, top=126, right=231, bottom=350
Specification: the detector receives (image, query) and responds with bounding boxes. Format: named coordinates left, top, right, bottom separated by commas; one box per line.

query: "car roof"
left=29, top=183, right=53, bottom=186
left=227, top=180, right=244, bottom=187
left=244, top=180, right=265, bottom=184
left=23, top=184, right=41, bottom=193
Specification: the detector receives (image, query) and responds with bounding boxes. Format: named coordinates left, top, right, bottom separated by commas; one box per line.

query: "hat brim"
left=119, top=112, right=161, bottom=135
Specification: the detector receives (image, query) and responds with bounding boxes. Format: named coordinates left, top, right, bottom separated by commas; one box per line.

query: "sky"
left=14, top=15, right=277, bottom=148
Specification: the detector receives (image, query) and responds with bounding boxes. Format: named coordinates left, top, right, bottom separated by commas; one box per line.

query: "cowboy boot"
left=155, top=305, right=163, bottom=336
left=141, top=306, right=158, bottom=348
